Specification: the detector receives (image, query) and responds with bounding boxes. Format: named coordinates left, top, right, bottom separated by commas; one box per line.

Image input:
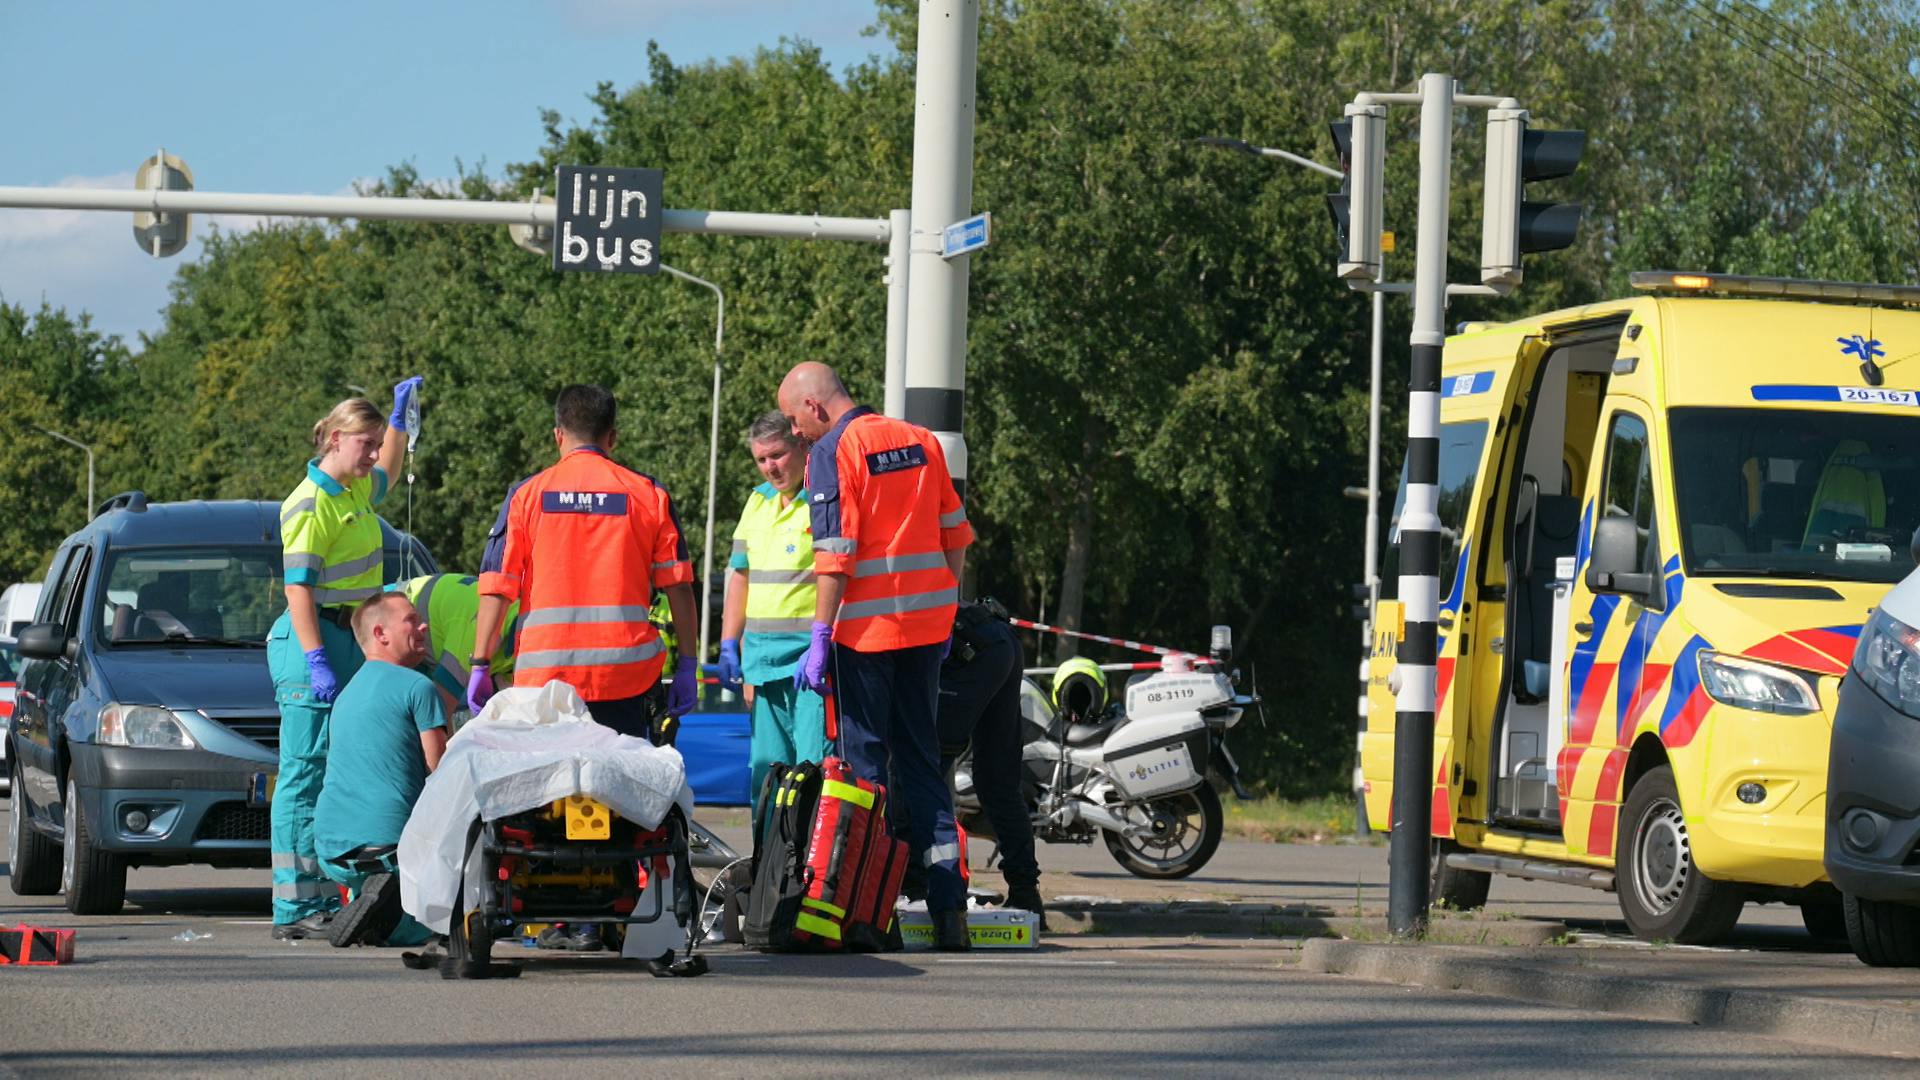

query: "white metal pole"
left=39, top=427, right=95, bottom=520
left=902, top=0, right=980, bottom=491
left=1387, top=73, right=1456, bottom=939
left=1357, top=264, right=1385, bottom=836
left=0, top=186, right=895, bottom=245
left=660, top=264, right=726, bottom=689
left=884, top=208, right=912, bottom=418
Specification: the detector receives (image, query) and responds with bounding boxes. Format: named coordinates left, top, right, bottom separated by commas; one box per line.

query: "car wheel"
left=1614, top=764, right=1745, bottom=945
left=7, top=759, right=62, bottom=895
left=61, top=778, right=126, bottom=915
left=1843, top=892, right=1920, bottom=967
left=1431, top=838, right=1492, bottom=911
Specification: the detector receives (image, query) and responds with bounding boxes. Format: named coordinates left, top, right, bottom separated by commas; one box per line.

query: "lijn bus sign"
left=941, top=212, right=990, bottom=260
left=553, top=165, right=663, bottom=275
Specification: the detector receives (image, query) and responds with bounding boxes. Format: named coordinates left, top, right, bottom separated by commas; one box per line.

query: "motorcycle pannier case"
left=1103, top=714, right=1208, bottom=799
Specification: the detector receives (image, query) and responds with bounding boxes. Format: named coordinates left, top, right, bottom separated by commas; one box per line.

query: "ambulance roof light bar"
left=1630, top=271, right=1920, bottom=308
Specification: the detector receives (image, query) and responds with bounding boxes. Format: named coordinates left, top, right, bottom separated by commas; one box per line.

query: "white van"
left=0, top=582, right=43, bottom=640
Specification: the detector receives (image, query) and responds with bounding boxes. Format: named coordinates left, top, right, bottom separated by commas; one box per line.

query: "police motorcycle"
left=952, top=625, right=1257, bottom=880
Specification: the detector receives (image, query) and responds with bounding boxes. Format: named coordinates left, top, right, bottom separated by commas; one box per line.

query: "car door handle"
left=1437, top=613, right=1455, bottom=631
left=1574, top=621, right=1594, bottom=637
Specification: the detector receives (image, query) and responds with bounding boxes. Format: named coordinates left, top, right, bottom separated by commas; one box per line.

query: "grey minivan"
left=4, top=492, right=434, bottom=914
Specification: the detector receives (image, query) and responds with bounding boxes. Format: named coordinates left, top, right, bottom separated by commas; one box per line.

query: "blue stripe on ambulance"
left=1657, top=634, right=1711, bottom=735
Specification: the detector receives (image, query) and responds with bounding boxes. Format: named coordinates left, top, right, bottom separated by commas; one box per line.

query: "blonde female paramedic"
left=267, top=376, right=420, bottom=940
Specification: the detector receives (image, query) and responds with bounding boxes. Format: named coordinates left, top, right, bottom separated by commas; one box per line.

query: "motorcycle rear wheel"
left=1104, top=784, right=1224, bottom=879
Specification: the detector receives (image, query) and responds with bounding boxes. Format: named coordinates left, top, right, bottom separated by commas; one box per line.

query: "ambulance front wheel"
left=1616, top=765, right=1746, bottom=944
left=1430, top=839, right=1490, bottom=911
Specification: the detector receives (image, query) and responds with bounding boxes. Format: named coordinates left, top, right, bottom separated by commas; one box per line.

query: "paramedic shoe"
left=329, top=873, right=403, bottom=947
left=932, top=909, right=971, bottom=952
left=1005, top=886, right=1050, bottom=932
left=271, top=912, right=335, bottom=941
left=537, top=924, right=606, bottom=952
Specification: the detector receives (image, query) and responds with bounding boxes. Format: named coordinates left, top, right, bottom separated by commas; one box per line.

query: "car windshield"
left=96, top=546, right=285, bottom=646
left=1669, top=407, right=1920, bottom=584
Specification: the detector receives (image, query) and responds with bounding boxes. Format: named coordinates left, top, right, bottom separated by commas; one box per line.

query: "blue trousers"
left=833, top=641, right=964, bottom=912
left=266, top=610, right=364, bottom=924
left=749, top=679, right=829, bottom=817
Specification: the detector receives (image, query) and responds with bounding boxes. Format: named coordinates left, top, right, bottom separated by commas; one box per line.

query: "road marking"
left=932, top=958, right=1120, bottom=965
left=222, top=919, right=275, bottom=925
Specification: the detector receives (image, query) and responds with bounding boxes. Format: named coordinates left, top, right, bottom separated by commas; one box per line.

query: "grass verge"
left=1223, top=794, right=1383, bottom=845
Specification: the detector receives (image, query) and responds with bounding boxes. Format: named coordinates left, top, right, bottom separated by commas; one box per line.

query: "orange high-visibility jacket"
left=478, top=446, right=692, bottom=700
left=807, top=407, right=973, bottom=651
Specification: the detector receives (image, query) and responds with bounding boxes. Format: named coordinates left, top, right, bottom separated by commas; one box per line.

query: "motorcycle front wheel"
left=1103, top=784, right=1224, bottom=879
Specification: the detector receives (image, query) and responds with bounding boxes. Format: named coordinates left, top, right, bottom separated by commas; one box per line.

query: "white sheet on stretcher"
left=398, top=680, right=694, bottom=935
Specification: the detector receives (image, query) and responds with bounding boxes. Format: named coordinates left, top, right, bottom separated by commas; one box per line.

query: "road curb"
left=1045, top=902, right=1565, bottom=945
left=1298, top=938, right=1920, bottom=1057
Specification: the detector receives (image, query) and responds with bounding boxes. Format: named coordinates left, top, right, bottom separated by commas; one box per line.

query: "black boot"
left=932, top=909, right=971, bottom=952
left=1005, top=885, right=1049, bottom=932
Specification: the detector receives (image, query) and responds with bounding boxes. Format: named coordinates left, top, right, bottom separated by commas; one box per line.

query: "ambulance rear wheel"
left=1430, top=839, right=1491, bottom=911
left=1105, top=784, right=1223, bottom=879
left=1616, top=765, right=1745, bottom=944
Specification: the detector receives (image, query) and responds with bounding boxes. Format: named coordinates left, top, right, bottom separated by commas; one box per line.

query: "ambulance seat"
left=1516, top=493, right=1580, bottom=702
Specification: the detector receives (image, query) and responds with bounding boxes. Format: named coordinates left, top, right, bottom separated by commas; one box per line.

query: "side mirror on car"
left=1910, top=523, right=1920, bottom=565
left=1586, top=514, right=1660, bottom=608
left=16, top=622, right=71, bottom=662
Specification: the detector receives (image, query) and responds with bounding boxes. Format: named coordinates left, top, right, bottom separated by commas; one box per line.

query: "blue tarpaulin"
left=677, top=709, right=752, bottom=806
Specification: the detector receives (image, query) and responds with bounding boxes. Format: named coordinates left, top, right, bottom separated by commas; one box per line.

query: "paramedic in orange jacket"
left=778, top=362, right=974, bottom=949
left=469, top=383, right=700, bottom=745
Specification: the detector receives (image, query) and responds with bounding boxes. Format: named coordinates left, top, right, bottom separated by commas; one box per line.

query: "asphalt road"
left=2, top=797, right=1904, bottom=1076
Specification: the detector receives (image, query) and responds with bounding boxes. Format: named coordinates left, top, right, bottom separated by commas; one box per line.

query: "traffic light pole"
left=1337, top=74, right=1573, bottom=939
left=1383, top=72, right=1459, bottom=938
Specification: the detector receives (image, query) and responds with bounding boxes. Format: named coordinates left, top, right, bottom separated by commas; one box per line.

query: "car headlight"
left=1854, top=609, right=1920, bottom=718
left=1697, top=651, right=1820, bottom=715
left=98, top=704, right=198, bottom=749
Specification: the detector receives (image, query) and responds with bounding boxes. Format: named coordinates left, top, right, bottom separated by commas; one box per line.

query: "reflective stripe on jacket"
left=731, top=482, right=815, bottom=682
left=477, top=446, right=692, bottom=700
left=400, top=574, right=519, bottom=689
left=806, top=407, right=973, bottom=651
left=281, top=459, right=389, bottom=609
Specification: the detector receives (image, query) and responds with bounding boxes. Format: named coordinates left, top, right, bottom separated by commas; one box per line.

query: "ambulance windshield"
left=1669, top=407, right=1920, bottom=584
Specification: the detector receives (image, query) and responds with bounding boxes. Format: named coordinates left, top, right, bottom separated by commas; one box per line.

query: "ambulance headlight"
left=1697, top=652, right=1819, bottom=716
left=97, top=705, right=198, bottom=750
left=1854, top=609, right=1920, bottom=718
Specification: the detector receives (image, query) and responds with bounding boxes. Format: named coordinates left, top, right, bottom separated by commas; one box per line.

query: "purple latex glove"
left=716, top=638, right=743, bottom=695
left=667, top=654, right=699, bottom=719
left=305, top=647, right=339, bottom=704
left=388, top=375, right=424, bottom=432
left=794, top=621, right=834, bottom=694
left=466, top=661, right=495, bottom=714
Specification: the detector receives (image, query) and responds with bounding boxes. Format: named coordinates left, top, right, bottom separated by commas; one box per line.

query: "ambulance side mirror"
left=1910, top=524, right=1920, bottom=565
left=1586, top=514, right=1658, bottom=607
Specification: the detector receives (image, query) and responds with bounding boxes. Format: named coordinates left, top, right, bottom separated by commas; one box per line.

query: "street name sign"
left=941, top=212, right=990, bottom=259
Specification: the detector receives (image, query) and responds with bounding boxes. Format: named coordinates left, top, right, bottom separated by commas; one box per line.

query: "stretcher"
left=445, top=794, right=700, bottom=979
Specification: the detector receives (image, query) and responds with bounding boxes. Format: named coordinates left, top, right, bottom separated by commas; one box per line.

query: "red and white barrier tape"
left=1006, top=617, right=1197, bottom=660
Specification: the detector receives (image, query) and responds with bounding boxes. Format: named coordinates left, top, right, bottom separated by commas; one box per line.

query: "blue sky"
left=0, top=1, right=890, bottom=345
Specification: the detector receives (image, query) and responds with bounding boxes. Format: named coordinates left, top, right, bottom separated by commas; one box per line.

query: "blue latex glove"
left=716, top=639, right=744, bottom=694
left=667, top=654, right=699, bottom=719
left=388, top=375, right=424, bottom=432
left=305, top=647, right=339, bottom=704
left=940, top=634, right=953, bottom=662
left=466, top=661, right=495, bottom=714
left=794, top=621, right=834, bottom=694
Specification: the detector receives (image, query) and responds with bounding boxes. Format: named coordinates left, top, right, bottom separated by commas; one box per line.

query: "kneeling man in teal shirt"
left=314, top=591, right=448, bottom=947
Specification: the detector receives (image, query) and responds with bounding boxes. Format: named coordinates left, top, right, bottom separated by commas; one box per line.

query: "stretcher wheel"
left=447, top=820, right=495, bottom=979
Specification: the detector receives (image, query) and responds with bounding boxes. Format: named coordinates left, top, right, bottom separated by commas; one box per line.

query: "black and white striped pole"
left=1385, top=72, right=1457, bottom=938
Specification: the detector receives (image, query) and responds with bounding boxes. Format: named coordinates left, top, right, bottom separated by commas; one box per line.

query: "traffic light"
left=1481, top=108, right=1585, bottom=288
left=133, top=150, right=194, bottom=259
left=1327, top=103, right=1384, bottom=282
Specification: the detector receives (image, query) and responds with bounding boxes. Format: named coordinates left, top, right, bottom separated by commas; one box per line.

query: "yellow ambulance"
left=1365, top=272, right=1920, bottom=944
